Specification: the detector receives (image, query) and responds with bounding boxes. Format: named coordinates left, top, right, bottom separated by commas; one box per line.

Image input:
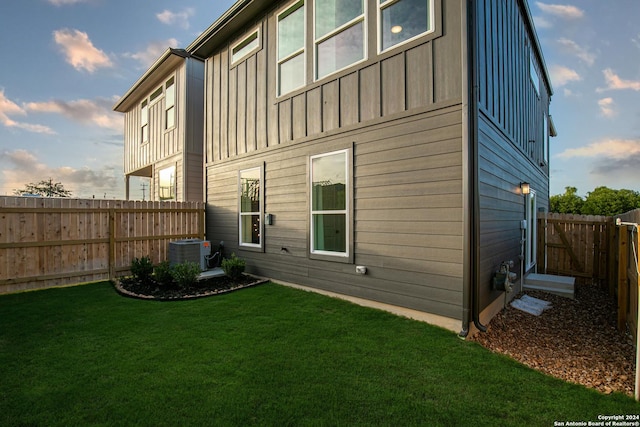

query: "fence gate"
left=537, top=213, right=615, bottom=288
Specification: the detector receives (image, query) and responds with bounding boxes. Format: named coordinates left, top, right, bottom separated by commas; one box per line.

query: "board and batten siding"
left=474, top=0, right=551, bottom=311
left=204, top=0, right=462, bottom=166
left=207, top=107, right=465, bottom=319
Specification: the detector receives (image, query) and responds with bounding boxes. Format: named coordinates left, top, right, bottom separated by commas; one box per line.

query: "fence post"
left=617, top=227, right=629, bottom=331
left=109, top=208, right=115, bottom=280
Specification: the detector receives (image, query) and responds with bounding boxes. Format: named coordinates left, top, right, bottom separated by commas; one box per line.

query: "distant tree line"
left=550, top=186, right=640, bottom=216
left=13, top=179, right=72, bottom=198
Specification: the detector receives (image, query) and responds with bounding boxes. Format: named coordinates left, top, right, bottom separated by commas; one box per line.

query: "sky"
left=0, top=0, right=639, bottom=200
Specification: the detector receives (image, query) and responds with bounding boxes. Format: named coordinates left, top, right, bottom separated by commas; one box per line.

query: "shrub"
left=154, top=261, right=174, bottom=287
left=171, top=261, right=201, bottom=289
left=221, top=253, right=245, bottom=280
left=131, top=256, right=154, bottom=284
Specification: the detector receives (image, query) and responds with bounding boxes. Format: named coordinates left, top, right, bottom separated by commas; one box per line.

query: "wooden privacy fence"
left=615, top=209, right=640, bottom=338
left=0, top=196, right=205, bottom=295
left=537, top=213, right=616, bottom=289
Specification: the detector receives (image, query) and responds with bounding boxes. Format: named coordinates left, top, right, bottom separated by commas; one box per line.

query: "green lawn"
left=0, top=281, right=637, bottom=426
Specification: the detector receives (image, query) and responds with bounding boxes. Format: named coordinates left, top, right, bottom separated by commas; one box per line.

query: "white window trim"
left=238, top=166, right=263, bottom=249
left=149, top=85, right=164, bottom=106
left=231, top=27, right=261, bottom=65
left=377, top=0, right=435, bottom=54
left=158, top=164, right=176, bottom=201
left=313, top=1, right=367, bottom=81
left=542, top=113, right=549, bottom=164
left=165, top=75, right=176, bottom=131
left=277, top=0, right=306, bottom=97
left=140, top=100, right=148, bottom=144
left=310, top=149, right=350, bottom=258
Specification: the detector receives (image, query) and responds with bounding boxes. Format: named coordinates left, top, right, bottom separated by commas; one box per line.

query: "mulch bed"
left=114, top=273, right=268, bottom=301
left=471, top=283, right=636, bottom=396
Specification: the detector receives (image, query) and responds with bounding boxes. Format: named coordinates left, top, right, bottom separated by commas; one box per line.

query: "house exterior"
left=114, top=49, right=205, bottom=202
left=117, top=0, right=555, bottom=334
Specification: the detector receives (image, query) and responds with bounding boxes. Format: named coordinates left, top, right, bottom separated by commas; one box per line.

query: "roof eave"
left=113, top=48, right=191, bottom=113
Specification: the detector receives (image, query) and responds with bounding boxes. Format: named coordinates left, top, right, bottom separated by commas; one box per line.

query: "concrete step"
left=523, top=273, right=575, bottom=299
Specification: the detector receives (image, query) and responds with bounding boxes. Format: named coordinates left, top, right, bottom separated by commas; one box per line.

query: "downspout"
left=465, top=0, right=487, bottom=334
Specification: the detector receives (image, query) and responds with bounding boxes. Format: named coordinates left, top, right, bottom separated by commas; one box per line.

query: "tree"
left=581, top=186, right=640, bottom=216
left=550, top=186, right=584, bottom=214
left=13, top=179, right=72, bottom=198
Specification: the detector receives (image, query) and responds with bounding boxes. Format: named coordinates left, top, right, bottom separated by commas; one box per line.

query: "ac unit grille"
left=168, top=239, right=210, bottom=271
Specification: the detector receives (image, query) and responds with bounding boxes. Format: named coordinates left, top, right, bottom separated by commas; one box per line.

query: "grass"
left=0, top=282, right=637, bottom=426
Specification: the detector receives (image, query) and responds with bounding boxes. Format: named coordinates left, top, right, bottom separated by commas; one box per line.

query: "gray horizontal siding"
left=206, top=107, right=465, bottom=319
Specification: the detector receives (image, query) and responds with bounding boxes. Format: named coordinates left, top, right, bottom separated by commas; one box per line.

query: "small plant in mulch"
left=130, top=256, right=154, bottom=285
left=221, top=253, right=246, bottom=280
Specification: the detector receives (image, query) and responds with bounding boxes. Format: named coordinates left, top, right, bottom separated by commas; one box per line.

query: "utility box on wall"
left=168, top=239, right=210, bottom=271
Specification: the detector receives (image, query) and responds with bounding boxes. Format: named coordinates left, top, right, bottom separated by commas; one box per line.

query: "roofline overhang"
left=519, top=0, right=554, bottom=97
left=187, top=0, right=273, bottom=59
left=113, top=48, right=193, bottom=113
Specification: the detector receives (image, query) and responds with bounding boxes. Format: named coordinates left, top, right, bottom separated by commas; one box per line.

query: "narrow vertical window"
left=159, top=165, right=176, bottom=200
left=530, top=50, right=540, bottom=96
left=165, top=77, right=175, bottom=130
left=239, top=167, right=262, bottom=248
left=315, top=0, right=365, bottom=79
left=310, top=150, right=348, bottom=256
left=277, top=1, right=305, bottom=96
left=140, top=100, right=148, bottom=143
left=543, top=114, right=549, bottom=164
left=379, top=0, right=433, bottom=52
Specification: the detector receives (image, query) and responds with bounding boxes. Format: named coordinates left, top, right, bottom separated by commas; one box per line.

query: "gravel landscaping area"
left=471, top=283, right=636, bottom=396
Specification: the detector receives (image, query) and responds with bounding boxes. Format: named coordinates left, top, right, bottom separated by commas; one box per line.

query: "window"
left=277, top=1, right=305, bottom=96
left=310, top=150, right=349, bottom=256
left=239, top=167, right=262, bottom=248
left=165, top=77, right=175, bottom=130
left=379, top=0, right=433, bottom=52
left=140, top=100, right=148, bottom=143
left=150, top=86, right=163, bottom=103
left=232, top=29, right=260, bottom=64
left=530, top=50, right=540, bottom=96
left=315, top=0, right=365, bottom=79
left=543, top=114, right=549, bottom=164
left=159, top=166, right=176, bottom=201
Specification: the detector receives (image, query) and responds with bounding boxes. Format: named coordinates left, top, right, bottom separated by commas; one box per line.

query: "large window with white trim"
left=310, top=150, right=349, bottom=256
left=379, top=0, right=433, bottom=52
left=277, top=1, right=306, bottom=96
left=314, top=0, right=365, bottom=80
left=239, top=167, right=262, bottom=248
left=158, top=165, right=176, bottom=201
left=525, top=190, right=537, bottom=270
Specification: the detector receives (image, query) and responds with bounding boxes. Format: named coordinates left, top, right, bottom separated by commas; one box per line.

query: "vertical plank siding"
left=0, top=197, right=204, bottom=295
left=475, top=0, right=551, bottom=311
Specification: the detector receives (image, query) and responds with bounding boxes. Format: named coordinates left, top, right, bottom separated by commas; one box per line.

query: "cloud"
left=557, top=139, right=640, bottom=160
left=556, top=38, right=595, bottom=66
left=123, top=38, right=179, bottom=69
left=532, top=15, right=552, bottom=29
left=633, top=33, right=640, bottom=50
left=598, top=69, right=640, bottom=92
left=0, top=149, right=122, bottom=198
left=25, top=97, right=122, bottom=131
left=47, top=0, right=92, bottom=5
left=53, top=28, right=113, bottom=73
left=0, top=89, right=55, bottom=134
left=536, top=2, right=585, bottom=19
left=156, top=8, right=195, bottom=30
left=597, top=98, right=616, bottom=118
left=549, top=65, right=581, bottom=87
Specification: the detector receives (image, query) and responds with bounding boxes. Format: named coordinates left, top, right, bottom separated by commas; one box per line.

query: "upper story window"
left=140, top=100, right=148, bottom=143
left=277, top=1, right=306, bottom=96
left=239, top=167, right=263, bottom=248
left=150, top=86, right=163, bottom=104
left=379, top=0, right=433, bottom=52
left=165, top=77, right=175, bottom=130
left=314, top=0, right=365, bottom=80
left=542, top=113, right=549, bottom=164
left=232, top=29, right=260, bottom=64
left=530, top=49, right=540, bottom=96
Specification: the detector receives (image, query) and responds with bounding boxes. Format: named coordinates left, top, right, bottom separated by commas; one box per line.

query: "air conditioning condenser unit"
left=168, top=239, right=210, bottom=271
